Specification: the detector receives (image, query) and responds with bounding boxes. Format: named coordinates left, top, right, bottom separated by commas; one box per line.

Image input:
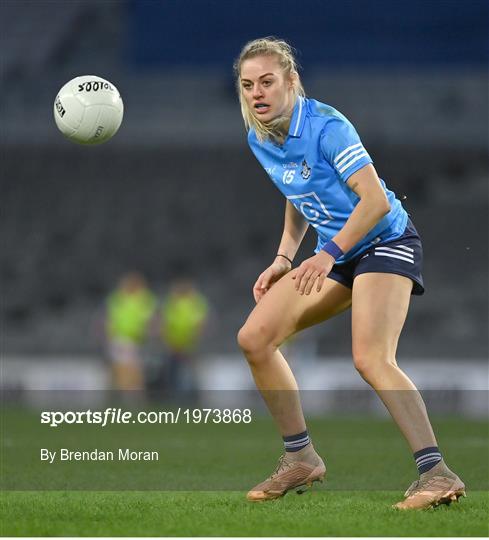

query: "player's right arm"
left=253, top=201, right=308, bottom=303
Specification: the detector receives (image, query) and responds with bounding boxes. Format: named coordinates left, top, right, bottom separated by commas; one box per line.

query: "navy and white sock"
left=283, top=430, right=310, bottom=453
left=414, top=446, right=442, bottom=474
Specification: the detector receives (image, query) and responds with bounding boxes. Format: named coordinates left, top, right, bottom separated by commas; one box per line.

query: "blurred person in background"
left=159, top=279, right=209, bottom=396
left=234, top=37, right=465, bottom=509
left=105, top=272, right=156, bottom=391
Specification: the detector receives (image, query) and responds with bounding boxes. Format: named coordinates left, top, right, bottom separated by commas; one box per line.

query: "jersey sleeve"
left=320, top=116, right=372, bottom=182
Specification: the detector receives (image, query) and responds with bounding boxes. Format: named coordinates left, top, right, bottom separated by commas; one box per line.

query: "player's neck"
left=266, top=114, right=292, bottom=146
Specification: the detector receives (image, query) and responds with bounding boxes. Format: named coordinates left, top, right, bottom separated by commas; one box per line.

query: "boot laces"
left=270, top=455, right=292, bottom=478
left=404, top=480, right=419, bottom=497
left=406, top=476, right=444, bottom=497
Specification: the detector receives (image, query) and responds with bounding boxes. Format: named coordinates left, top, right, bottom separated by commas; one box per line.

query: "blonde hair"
left=233, top=37, right=305, bottom=143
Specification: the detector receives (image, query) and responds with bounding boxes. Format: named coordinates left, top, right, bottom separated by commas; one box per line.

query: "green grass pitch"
left=2, top=490, right=488, bottom=537
left=1, top=416, right=488, bottom=536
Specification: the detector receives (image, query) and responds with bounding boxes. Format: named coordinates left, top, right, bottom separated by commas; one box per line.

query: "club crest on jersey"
left=301, top=160, right=311, bottom=180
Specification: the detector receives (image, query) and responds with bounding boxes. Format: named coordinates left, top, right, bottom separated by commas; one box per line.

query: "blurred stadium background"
left=1, top=0, right=488, bottom=413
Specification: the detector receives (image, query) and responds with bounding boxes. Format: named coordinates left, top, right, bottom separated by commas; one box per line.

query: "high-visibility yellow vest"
left=161, top=292, right=208, bottom=352
left=107, top=288, right=156, bottom=343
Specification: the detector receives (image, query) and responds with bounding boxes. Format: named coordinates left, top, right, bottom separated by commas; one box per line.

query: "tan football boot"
left=394, top=461, right=466, bottom=510
left=247, top=445, right=326, bottom=502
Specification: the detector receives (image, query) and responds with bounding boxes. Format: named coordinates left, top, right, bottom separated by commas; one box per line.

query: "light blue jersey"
left=248, top=97, right=408, bottom=264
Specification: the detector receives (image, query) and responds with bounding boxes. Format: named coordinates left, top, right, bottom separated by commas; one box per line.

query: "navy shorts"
left=328, top=219, right=425, bottom=295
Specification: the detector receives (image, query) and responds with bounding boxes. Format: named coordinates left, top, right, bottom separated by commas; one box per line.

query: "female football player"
left=235, top=37, right=465, bottom=509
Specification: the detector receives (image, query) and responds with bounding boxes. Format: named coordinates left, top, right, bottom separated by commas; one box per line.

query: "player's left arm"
left=292, top=164, right=390, bottom=294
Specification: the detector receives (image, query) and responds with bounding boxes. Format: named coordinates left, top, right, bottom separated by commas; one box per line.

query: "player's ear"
left=288, top=71, right=298, bottom=89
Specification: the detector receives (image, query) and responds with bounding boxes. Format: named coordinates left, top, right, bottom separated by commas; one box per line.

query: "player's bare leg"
left=112, top=362, right=144, bottom=391
left=351, top=272, right=465, bottom=509
left=238, top=273, right=351, bottom=500
left=238, top=273, right=350, bottom=432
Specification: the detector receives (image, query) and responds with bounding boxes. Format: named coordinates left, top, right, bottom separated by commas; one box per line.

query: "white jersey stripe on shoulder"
left=338, top=152, right=369, bottom=174
left=334, top=143, right=362, bottom=163
left=374, top=252, right=414, bottom=264
left=375, top=246, right=414, bottom=258
left=336, top=147, right=367, bottom=169
left=292, top=97, right=303, bottom=136
left=395, top=245, right=414, bottom=253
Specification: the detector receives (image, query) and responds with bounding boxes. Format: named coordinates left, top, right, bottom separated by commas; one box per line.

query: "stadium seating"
left=1, top=143, right=487, bottom=357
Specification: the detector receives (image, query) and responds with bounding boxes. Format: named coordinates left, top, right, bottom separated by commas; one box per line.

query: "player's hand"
left=290, top=251, right=335, bottom=295
left=253, top=259, right=291, bottom=303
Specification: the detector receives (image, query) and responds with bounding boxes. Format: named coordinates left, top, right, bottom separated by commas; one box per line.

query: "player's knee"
left=353, top=354, right=374, bottom=380
left=237, top=323, right=273, bottom=359
left=352, top=347, right=396, bottom=381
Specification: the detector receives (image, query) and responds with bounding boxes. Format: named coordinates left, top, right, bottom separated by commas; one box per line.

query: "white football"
left=54, top=75, right=124, bottom=145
